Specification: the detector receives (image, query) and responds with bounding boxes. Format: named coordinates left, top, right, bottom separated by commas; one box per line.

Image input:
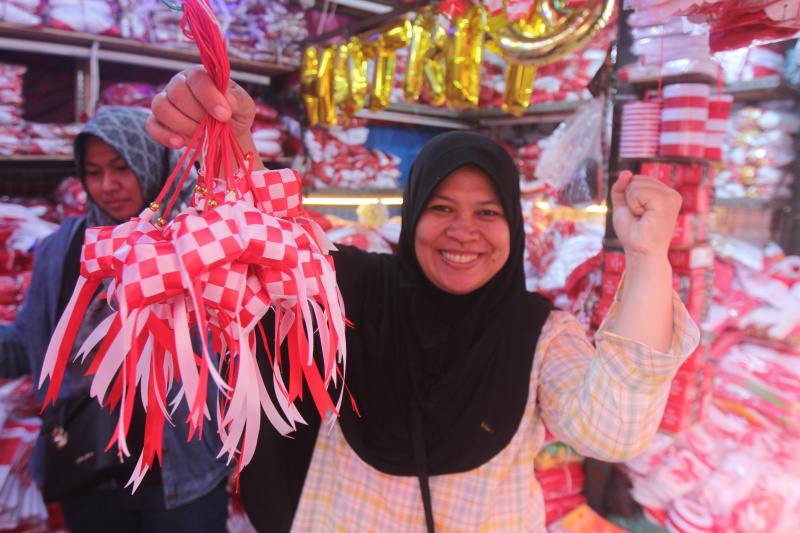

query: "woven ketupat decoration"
left=39, top=0, right=348, bottom=489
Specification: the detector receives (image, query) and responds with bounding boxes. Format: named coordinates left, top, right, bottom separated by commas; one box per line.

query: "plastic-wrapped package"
left=716, top=43, right=787, bottom=83
left=0, top=64, right=25, bottom=108
left=625, top=0, right=800, bottom=51
left=226, top=0, right=308, bottom=67
left=620, top=14, right=718, bottom=81
left=0, top=0, right=43, bottom=26
left=117, top=0, right=155, bottom=42
left=534, top=427, right=585, bottom=471
left=303, top=126, right=402, bottom=189
left=523, top=209, right=605, bottom=335
left=101, top=82, right=157, bottom=107
left=716, top=104, right=799, bottom=201
left=53, top=177, right=88, bottom=221
left=46, top=0, right=121, bottom=35
left=632, top=32, right=710, bottom=66
left=0, top=377, right=48, bottom=530
left=324, top=216, right=394, bottom=254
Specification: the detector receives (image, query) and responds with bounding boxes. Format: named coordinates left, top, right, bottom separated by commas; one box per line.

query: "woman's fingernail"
left=170, top=136, right=183, bottom=148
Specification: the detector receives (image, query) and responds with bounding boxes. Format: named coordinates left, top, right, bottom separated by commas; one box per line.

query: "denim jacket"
left=0, top=217, right=232, bottom=509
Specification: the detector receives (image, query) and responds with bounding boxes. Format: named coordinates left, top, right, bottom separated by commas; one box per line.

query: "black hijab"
left=335, top=130, right=553, bottom=475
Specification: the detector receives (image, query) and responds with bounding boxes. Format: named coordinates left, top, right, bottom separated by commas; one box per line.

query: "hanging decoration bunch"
left=301, top=0, right=615, bottom=123
left=40, top=0, right=348, bottom=489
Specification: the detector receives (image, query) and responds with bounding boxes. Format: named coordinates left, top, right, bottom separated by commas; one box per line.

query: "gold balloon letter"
left=300, top=46, right=320, bottom=127
left=445, top=5, right=484, bottom=110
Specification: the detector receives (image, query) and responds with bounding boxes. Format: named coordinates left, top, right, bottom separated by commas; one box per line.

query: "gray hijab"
left=74, top=105, right=195, bottom=227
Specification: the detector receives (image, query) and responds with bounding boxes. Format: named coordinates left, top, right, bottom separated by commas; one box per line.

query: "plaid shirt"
left=291, top=291, right=700, bottom=532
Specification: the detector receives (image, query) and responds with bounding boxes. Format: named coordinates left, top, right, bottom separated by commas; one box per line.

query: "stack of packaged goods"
left=21, top=0, right=309, bottom=67
left=225, top=0, right=309, bottom=66
left=535, top=427, right=587, bottom=526
left=303, top=125, right=402, bottom=189
left=619, top=13, right=718, bottom=82
left=523, top=204, right=605, bottom=336
left=250, top=102, right=287, bottom=161
left=0, top=377, right=51, bottom=531
left=100, top=82, right=159, bottom=109
left=1, top=61, right=83, bottom=157
left=715, top=104, right=798, bottom=202
left=22, top=122, right=83, bottom=156
left=716, top=42, right=789, bottom=85
left=0, top=202, right=60, bottom=324
left=623, top=239, right=800, bottom=532
left=0, top=63, right=26, bottom=157
left=45, top=0, right=122, bottom=35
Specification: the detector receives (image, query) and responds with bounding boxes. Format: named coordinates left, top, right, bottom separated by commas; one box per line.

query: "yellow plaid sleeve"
left=536, top=290, right=701, bottom=462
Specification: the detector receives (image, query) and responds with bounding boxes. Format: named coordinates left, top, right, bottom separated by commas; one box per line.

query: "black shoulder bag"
left=39, top=221, right=128, bottom=503
left=40, top=395, right=126, bottom=503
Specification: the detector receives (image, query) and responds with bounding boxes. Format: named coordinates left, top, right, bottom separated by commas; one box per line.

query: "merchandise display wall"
left=0, top=0, right=800, bottom=531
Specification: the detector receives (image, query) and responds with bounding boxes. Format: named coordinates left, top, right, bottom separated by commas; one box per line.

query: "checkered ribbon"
left=39, top=0, right=349, bottom=489
left=41, top=162, right=349, bottom=489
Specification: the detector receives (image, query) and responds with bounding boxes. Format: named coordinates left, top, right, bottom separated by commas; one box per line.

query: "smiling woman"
left=414, top=164, right=510, bottom=295
left=146, top=63, right=701, bottom=533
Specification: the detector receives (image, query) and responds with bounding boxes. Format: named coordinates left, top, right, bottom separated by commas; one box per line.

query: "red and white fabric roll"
left=659, top=84, right=709, bottom=159
left=620, top=101, right=660, bottom=158
left=705, top=93, right=733, bottom=160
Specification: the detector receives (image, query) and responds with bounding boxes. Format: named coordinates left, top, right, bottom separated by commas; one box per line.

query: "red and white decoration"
left=39, top=0, right=348, bottom=490
left=659, top=83, right=709, bottom=159
left=620, top=100, right=660, bottom=158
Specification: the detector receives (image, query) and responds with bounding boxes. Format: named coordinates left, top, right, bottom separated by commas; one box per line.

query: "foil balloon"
left=300, top=46, right=320, bottom=127
left=404, top=8, right=433, bottom=102
left=444, top=4, right=484, bottom=110
left=502, top=11, right=544, bottom=116
left=317, top=44, right=338, bottom=127
left=345, top=37, right=369, bottom=117
left=332, top=39, right=368, bottom=120
left=364, top=17, right=411, bottom=112
left=332, top=41, right=350, bottom=110
left=503, top=62, right=537, bottom=116
left=422, top=20, right=447, bottom=107
left=492, top=0, right=616, bottom=66
left=404, top=7, right=446, bottom=105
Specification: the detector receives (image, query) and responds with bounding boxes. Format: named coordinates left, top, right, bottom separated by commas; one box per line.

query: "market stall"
left=0, top=0, right=799, bottom=530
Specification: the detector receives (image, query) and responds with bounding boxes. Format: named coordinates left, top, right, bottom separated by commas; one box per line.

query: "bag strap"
left=411, top=400, right=436, bottom=533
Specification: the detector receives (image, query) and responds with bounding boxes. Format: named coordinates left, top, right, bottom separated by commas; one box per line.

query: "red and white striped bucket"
left=659, top=84, right=709, bottom=159
left=620, top=100, right=660, bottom=158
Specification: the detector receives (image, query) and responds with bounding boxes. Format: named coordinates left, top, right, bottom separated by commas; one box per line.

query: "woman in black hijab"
left=147, top=66, right=701, bottom=533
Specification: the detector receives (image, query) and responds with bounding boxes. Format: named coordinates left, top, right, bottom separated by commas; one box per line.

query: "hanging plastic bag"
left=534, top=97, right=605, bottom=208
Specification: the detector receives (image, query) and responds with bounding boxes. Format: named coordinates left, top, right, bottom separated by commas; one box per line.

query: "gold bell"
left=149, top=202, right=160, bottom=211
left=208, top=199, right=218, bottom=207
left=156, top=217, right=167, bottom=227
